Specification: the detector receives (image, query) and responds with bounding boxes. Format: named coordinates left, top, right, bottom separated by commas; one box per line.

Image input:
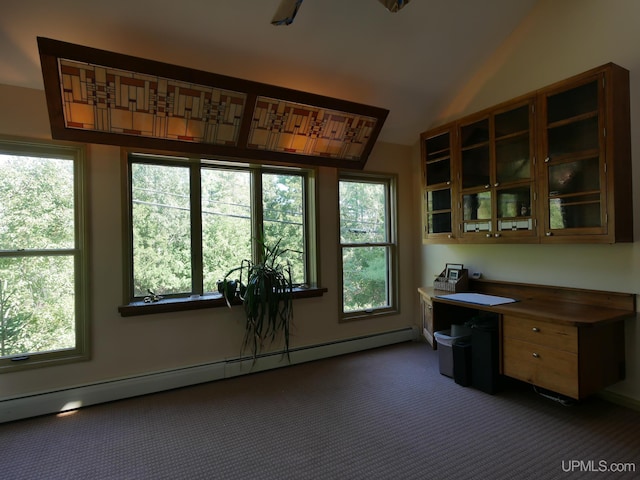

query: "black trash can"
left=470, top=314, right=501, bottom=394
left=453, top=340, right=472, bottom=387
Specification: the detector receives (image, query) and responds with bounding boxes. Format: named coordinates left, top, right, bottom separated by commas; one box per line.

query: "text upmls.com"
left=561, top=460, right=636, bottom=473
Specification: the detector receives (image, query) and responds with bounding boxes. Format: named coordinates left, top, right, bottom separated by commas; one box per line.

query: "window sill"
left=117, top=286, right=328, bottom=317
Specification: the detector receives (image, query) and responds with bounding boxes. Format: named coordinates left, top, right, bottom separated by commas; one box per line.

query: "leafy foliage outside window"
left=201, top=168, right=253, bottom=293
left=132, top=162, right=192, bottom=297
left=0, top=143, right=87, bottom=369
left=339, top=174, right=397, bottom=317
left=262, top=173, right=305, bottom=283
left=127, top=154, right=309, bottom=302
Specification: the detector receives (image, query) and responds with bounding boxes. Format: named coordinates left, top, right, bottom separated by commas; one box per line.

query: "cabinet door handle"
left=545, top=232, right=553, bottom=236
left=494, top=182, right=500, bottom=187
left=532, top=327, right=540, bottom=332
left=494, top=233, right=501, bottom=238
left=484, top=184, right=490, bottom=189
left=544, top=157, right=550, bottom=163
left=532, top=352, right=540, bottom=358
left=485, top=233, right=492, bottom=238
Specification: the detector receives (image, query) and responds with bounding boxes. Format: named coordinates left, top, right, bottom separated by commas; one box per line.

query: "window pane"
left=127, top=154, right=312, bottom=303
left=460, top=119, right=489, bottom=147
left=201, top=168, right=251, bottom=289
left=0, top=143, right=87, bottom=371
left=495, top=104, right=529, bottom=137
left=497, top=186, right=531, bottom=219
left=549, top=195, right=601, bottom=229
left=0, top=154, right=75, bottom=250
left=0, top=255, right=75, bottom=357
left=425, top=158, right=450, bottom=185
left=131, top=163, right=192, bottom=297
left=548, top=157, right=600, bottom=195
left=342, top=246, right=390, bottom=313
left=463, top=191, right=492, bottom=220
left=548, top=117, right=599, bottom=157
left=427, top=212, right=452, bottom=234
left=339, top=181, right=387, bottom=244
left=461, top=145, right=490, bottom=189
left=426, top=189, right=451, bottom=212
left=339, top=175, right=395, bottom=318
left=547, top=80, right=598, bottom=124
left=496, top=134, right=531, bottom=183
left=263, top=173, right=305, bottom=285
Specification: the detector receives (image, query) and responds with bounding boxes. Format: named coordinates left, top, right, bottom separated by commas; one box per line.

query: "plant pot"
left=217, top=279, right=238, bottom=303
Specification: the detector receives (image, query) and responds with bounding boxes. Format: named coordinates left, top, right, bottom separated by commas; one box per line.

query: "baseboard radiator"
left=1, top=327, right=418, bottom=423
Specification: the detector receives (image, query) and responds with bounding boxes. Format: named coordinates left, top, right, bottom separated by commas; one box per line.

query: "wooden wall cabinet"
left=420, top=125, right=456, bottom=242
left=537, top=64, right=633, bottom=243
left=420, top=63, right=632, bottom=244
left=458, top=98, right=537, bottom=242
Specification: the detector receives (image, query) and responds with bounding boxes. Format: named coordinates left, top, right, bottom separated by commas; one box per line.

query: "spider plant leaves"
left=222, top=237, right=294, bottom=363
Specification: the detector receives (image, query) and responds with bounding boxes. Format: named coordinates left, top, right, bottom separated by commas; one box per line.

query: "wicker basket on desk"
left=434, top=268, right=469, bottom=292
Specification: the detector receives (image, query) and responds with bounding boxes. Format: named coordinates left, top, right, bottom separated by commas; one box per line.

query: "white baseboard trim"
left=1, top=327, right=418, bottom=424
left=598, top=390, right=640, bottom=412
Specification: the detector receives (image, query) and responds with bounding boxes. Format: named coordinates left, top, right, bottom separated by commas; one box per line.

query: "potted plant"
left=220, top=237, right=294, bottom=362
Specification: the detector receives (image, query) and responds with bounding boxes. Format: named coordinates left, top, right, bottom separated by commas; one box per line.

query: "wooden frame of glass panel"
left=38, top=37, right=388, bottom=169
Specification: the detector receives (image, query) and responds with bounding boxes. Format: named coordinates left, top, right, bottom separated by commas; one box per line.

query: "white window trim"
left=338, top=171, right=399, bottom=322
left=121, top=150, right=321, bottom=311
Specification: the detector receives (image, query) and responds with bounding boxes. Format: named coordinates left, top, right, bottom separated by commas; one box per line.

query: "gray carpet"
left=1, top=341, right=639, bottom=479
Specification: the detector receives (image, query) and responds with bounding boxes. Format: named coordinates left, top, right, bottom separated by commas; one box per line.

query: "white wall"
left=0, top=84, right=418, bottom=401
left=418, top=0, right=640, bottom=402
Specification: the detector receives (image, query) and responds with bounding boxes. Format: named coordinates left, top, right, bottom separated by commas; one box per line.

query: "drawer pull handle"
left=532, top=352, right=540, bottom=358
left=532, top=327, right=540, bottom=332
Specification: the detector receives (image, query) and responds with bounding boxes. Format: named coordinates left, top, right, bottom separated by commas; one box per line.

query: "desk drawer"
left=503, top=337, right=579, bottom=398
left=503, top=315, right=578, bottom=353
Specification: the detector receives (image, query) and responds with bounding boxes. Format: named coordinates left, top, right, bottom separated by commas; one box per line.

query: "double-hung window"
left=339, top=172, right=398, bottom=320
left=124, top=152, right=315, bottom=305
left=0, top=138, right=89, bottom=371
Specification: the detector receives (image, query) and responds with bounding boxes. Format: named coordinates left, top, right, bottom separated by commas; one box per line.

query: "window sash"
left=0, top=139, right=89, bottom=371
left=338, top=173, right=397, bottom=319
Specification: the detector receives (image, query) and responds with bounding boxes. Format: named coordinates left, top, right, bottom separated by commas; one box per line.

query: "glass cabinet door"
left=494, top=102, right=535, bottom=238
left=425, top=188, right=452, bottom=234
left=421, top=127, right=455, bottom=241
left=462, top=190, right=492, bottom=233
left=460, top=118, right=490, bottom=189
left=459, top=117, right=492, bottom=236
left=496, top=186, right=533, bottom=232
left=424, top=130, right=451, bottom=187
left=458, top=100, right=535, bottom=240
left=547, top=157, right=601, bottom=229
left=539, top=76, right=606, bottom=237
left=495, top=104, right=531, bottom=184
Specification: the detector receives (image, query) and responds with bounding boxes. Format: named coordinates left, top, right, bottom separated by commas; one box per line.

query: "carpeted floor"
left=1, top=340, right=639, bottom=479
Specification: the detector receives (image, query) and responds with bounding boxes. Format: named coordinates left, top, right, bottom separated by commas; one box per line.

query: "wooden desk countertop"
left=419, top=280, right=637, bottom=328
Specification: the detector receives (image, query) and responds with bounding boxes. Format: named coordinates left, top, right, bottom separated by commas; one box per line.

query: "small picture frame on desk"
left=445, top=263, right=463, bottom=280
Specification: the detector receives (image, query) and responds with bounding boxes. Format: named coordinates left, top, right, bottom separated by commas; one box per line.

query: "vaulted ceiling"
left=0, top=0, right=539, bottom=146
